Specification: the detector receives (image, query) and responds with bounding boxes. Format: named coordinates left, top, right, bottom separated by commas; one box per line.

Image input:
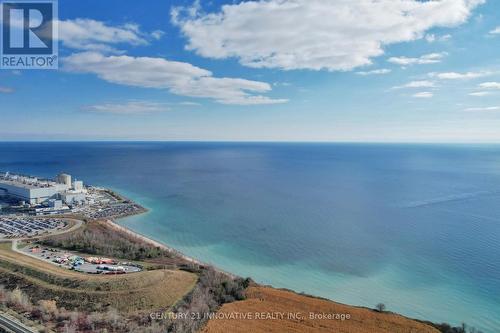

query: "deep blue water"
left=0, top=142, right=499, bottom=332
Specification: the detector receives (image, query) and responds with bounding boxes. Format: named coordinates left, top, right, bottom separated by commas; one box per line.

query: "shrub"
left=39, top=220, right=173, bottom=261
left=168, top=268, right=251, bottom=333
left=8, top=288, right=31, bottom=311
left=38, top=300, right=58, bottom=316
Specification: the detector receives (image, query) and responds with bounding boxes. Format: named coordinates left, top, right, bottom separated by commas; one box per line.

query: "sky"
left=1, top=0, right=500, bottom=142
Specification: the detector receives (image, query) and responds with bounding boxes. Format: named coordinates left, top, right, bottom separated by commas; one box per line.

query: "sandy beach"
left=106, top=218, right=238, bottom=278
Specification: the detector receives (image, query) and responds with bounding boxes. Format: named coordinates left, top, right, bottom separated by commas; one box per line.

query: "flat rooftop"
left=0, top=178, right=57, bottom=190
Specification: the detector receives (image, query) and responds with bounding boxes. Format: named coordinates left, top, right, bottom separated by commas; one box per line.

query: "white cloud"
left=63, top=52, right=287, bottom=105
left=468, top=82, right=500, bottom=97
left=273, top=82, right=292, bottom=86
left=489, top=27, right=500, bottom=35
left=425, top=33, right=452, bottom=43
left=356, top=69, right=391, bottom=76
left=178, top=101, right=202, bottom=106
left=465, top=106, right=500, bottom=111
left=413, top=92, right=434, bottom=98
left=469, top=91, right=492, bottom=96
left=429, top=71, right=492, bottom=80
left=151, top=30, right=165, bottom=40
left=58, top=19, right=160, bottom=53
left=83, top=101, right=171, bottom=115
left=172, top=0, right=482, bottom=71
left=388, top=52, right=447, bottom=66
left=425, top=34, right=436, bottom=43
left=478, top=82, right=500, bottom=89
left=393, top=80, right=437, bottom=89
left=0, top=86, right=14, bottom=93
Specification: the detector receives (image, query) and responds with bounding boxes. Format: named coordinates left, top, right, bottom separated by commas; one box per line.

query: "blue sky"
left=1, top=0, right=500, bottom=142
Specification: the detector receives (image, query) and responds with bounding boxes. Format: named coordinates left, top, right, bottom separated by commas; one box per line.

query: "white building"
left=60, top=191, right=86, bottom=205
left=73, top=180, right=84, bottom=192
left=0, top=178, right=65, bottom=204
left=56, top=173, right=72, bottom=187
left=0, top=172, right=76, bottom=205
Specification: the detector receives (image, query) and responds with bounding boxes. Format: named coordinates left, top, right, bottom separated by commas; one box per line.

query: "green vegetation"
left=0, top=243, right=197, bottom=313
left=39, top=220, right=173, bottom=261
left=431, top=323, right=484, bottom=333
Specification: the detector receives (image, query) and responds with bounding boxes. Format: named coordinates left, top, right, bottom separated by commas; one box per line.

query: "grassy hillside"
left=202, top=286, right=441, bottom=333
left=0, top=219, right=251, bottom=333
left=0, top=241, right=197, bottom=313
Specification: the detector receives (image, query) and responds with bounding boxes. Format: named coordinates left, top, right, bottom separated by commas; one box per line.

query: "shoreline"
left=102, top=193, right=466, bottom=332
left=106, top=218, right=238, bottom=279
left=107, top=219, right=449, bottom=333
left=105, top=190, right=239, bottom=278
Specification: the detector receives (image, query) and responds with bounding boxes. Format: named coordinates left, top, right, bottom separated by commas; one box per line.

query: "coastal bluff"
left=202, top=286, right=440, bottom=333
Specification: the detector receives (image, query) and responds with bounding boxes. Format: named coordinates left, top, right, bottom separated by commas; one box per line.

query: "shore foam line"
left=106, top=219, right=238, bottom=279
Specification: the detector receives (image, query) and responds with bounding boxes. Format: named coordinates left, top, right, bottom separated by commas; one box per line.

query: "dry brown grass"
left=0, top=241, right=197, bottom=313
left=202, top=286, right=440, bottom=333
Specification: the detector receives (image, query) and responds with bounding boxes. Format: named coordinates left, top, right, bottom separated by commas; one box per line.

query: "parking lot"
left=21, top=244, right=142, bottom=274
left=0, top=217, right=67, bottom=239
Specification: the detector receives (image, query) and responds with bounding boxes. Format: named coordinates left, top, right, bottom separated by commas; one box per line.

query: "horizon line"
left=2, top=139, right=500, bottom=145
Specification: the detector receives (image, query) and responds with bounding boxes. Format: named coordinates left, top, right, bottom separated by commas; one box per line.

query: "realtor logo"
left=1, top=0, right=58, bottom=69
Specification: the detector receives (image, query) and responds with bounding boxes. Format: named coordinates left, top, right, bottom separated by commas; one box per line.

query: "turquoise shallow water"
left=1, top=142, right=499, bottom=332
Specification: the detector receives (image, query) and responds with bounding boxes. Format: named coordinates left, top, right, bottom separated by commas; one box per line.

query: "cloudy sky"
left=1, top=0, right=500, bottom=142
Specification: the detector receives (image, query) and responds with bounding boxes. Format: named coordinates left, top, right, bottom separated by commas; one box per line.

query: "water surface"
left=1, top=142, right=498, bottom=332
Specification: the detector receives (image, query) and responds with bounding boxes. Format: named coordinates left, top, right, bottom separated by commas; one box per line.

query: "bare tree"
left=375, top=303, right=386, bottom=312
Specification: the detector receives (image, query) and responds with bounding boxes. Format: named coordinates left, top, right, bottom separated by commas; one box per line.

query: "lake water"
left=1, top=142, right=498, bottom=332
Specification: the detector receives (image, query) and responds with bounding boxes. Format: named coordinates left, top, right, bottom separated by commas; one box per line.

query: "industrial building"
left=56, top=173, right=72, bottom=187
left=0, top=172, right=85, bottom=205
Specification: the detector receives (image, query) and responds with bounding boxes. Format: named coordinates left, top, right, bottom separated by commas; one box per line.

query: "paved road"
left=0, top=312, right=38, bottom=333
